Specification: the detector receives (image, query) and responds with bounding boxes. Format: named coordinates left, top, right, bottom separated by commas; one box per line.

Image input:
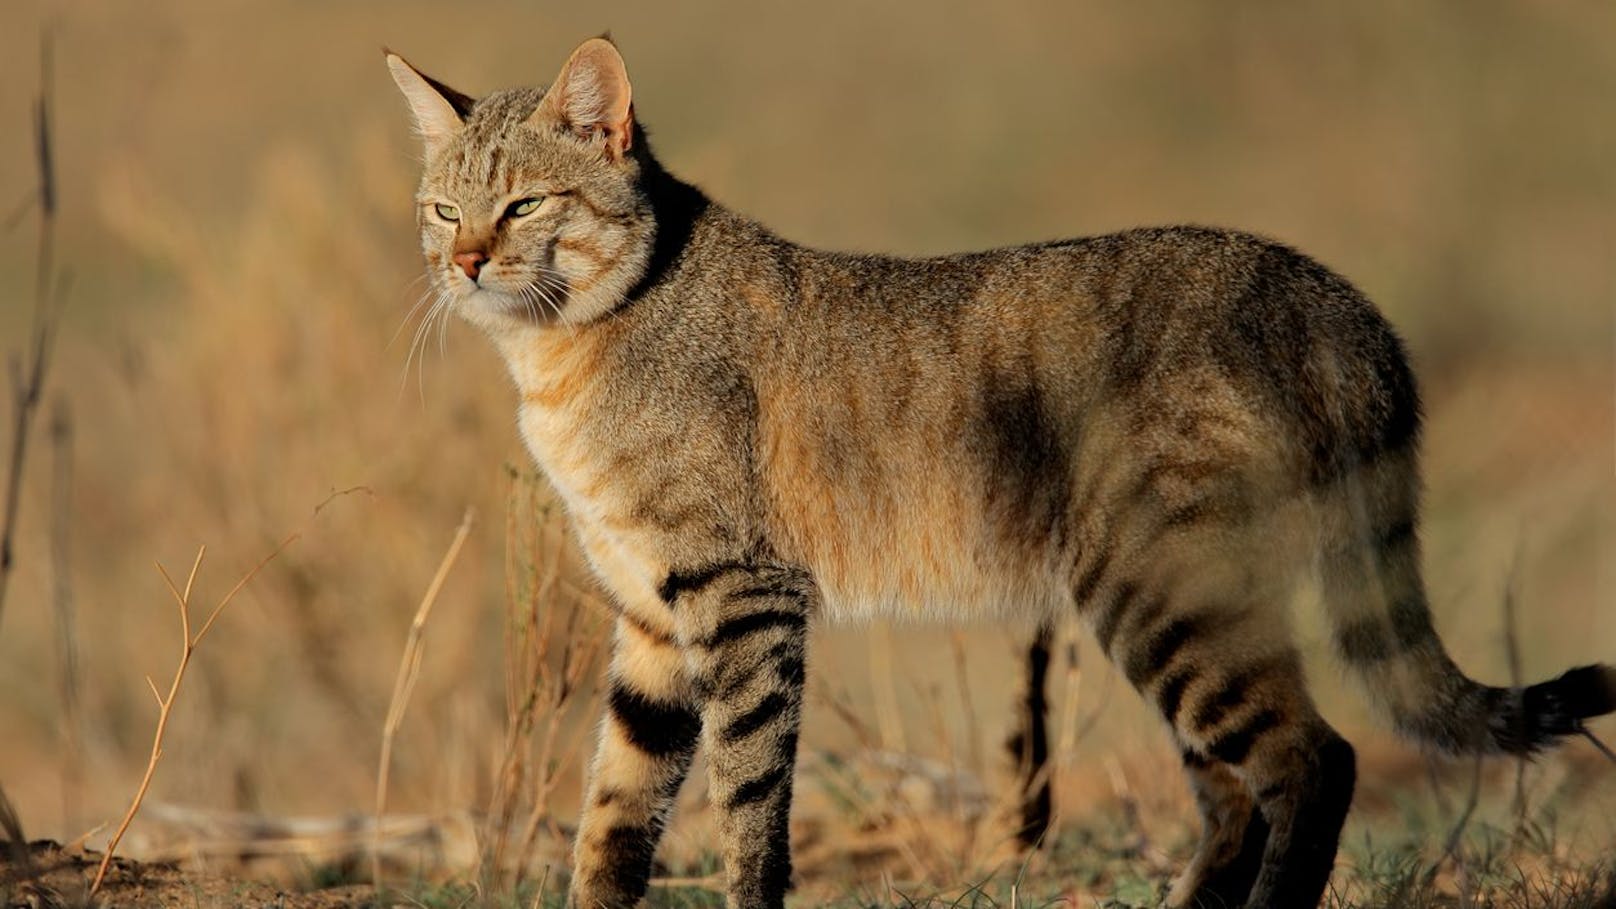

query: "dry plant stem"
left=485, top=478, right=554, bottom=880
left=949, top=631, right=984, bottom=781
left=513, top=610, right=605, bottom=871
left=91, top=531, right=297, bottom=895
left=1581, top=729, right=1616, bottom=766
left=481, top=475, right=612, bottom=882
left=869, top=624, right=907, bottom=754
left=0, top=29, right=62, bottom=629
left=1425, top=753, right=1484, bottom=895
left=815, top=679, right=879, bottom=750
left=1501, top=551, right=1530, bottom=832
left=0, top=784, right=32, bottom=876
left=373, top=507, right=474, bottom=890
left=50, top=398, right=81, bottom=834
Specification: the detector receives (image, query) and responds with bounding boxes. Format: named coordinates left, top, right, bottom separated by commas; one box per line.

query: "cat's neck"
left=622, top=159, right=715, bottom=303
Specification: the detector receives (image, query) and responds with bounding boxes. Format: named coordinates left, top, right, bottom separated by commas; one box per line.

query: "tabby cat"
left=386, top=37, right=1615, bottom=909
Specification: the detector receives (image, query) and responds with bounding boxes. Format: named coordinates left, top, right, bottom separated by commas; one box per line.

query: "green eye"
left=507, top=197, right=543, bottom=218
left=434, top=203, right=460, bottom=221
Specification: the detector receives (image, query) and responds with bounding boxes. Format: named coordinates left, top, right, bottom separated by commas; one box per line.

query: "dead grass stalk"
left=0, top=28, right=64, bottom=629
left=481, top=469, right=609, bottom=886
left=91, top=531, right=301, bottom=894
left=372, top=506, right=475, bottom=889
left=48, top=399, right=81, bottom=835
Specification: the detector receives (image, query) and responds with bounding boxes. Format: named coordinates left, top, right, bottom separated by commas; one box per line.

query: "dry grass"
left=372, top=505, right=473, bottom=889
left=477, top=468, right=609, bottom=888
left=0, top=1, right=1612, bottom=906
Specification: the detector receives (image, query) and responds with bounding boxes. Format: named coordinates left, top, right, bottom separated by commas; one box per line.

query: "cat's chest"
left=516, top=400, right=613, bottom=521
left=499, top=328, right=670, bottom=585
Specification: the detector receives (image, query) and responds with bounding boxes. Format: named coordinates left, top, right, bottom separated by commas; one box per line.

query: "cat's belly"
left=813, top=551, right=1068, bottom=624
left=764, top=440, right=1070, bottom=624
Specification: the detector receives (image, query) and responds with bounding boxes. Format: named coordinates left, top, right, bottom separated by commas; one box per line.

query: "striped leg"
left=664, top=563, right=812, bottom=909
left=1005, top=623, right=1054, bottom=849
left=1107, top=588, right=1353, bottom=909
left=569, top=617, right=700, bottom=909
left=1167, top=748, right=1267, bottom=908
left=1230, top=720, right=1355, bottom=908
left=1137, top=624, right=1352, bottom=908
left=1075, top=466, right=1354, bottom=908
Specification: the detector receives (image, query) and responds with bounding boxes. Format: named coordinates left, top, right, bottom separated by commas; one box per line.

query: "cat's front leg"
left=569, top=616, right=701, bottom=909
left=664, top=562, right=814, bottom=909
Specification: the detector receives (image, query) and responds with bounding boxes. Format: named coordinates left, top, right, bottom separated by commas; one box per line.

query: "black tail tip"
left=1493, top=663, right=1616, bottom=755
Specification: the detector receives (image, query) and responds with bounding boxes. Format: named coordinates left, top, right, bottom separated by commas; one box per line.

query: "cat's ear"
left=385, top=51, right=475, bottom=158
left=532, top=37, right=635, bottom=160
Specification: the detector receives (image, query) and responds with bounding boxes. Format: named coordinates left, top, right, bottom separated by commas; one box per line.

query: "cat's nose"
left=453, top=250, right=489, bottom=280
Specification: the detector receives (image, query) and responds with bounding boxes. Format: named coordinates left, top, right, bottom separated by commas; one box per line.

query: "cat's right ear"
left=384, top=51, right=475, bottom=158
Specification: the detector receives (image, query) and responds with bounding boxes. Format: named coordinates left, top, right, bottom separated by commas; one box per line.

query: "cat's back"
left=750, top=223, right=1415, bottom=621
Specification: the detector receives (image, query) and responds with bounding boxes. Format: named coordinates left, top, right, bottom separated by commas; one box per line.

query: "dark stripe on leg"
left=1156, top=667, right=1196, bottom=726
left=716, top=641, right=801, bottom=699
left=728, top=763, right=793, bottom=809
left=1208, top=708, right=1282, bottom=765
left=722, top=692, right=792, bottom=743
left=608, top=685, right=700, bottom=759
left=1073, top=540, right=1112, bottom=606
left=597, top=824, right=657, bottom=899
left=702, top=609, right=807, bottom=649
left=1124, top=614, right=1207, bottom=688
left=731, top=582, right=801, bottom=601
left=1094, top=581, right=1142, bottom=653
left=1191, top=655, right=1293, bottom=733
left=658, top=561, right=749, bottom=603
left=775, top=653, right=806, bottom=687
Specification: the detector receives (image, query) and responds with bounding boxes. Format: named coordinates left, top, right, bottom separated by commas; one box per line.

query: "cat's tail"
left=1316, top=449, right=1616, bottom=756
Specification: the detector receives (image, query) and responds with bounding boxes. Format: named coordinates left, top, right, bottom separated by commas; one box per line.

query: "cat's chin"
left=453, top=286, right=564, bottom=330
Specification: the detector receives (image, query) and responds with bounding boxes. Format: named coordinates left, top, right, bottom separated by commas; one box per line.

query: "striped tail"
left=1318, top=451, right=1616, bottom=756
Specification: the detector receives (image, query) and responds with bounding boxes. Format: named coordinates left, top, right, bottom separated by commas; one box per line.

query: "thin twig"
left=869, top=624, right=908, bottom=754
left=1424, top=753, right=1484, bottom=895
left=50, top=397, right=81, bottom=834
left=91, top=531, right=296, bottom=894
left=0, top=27, right=64, bottom=629
left=373, top=507, right=474, bottom=890
left=0, top=784, right=33, bottom=877
left=0, top=192, right=33, bottom=234
left=949, top=630, right=984, bottom=781
left=1581, top=728, right=1616, bottom=766
left=1501, top=547, right=1529, bottom=834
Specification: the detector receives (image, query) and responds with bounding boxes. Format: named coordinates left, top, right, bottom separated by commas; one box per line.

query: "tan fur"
left=387, top=39, right=1616, bottom=909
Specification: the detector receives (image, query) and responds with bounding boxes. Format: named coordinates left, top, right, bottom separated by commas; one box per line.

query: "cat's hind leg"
left=1072, top=452, right=1354, bottom=908
left=1166, top=746, right=1267, bottom=908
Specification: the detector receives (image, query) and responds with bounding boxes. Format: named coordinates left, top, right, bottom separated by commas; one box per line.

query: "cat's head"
left=386, top=38, right=655, bottom=329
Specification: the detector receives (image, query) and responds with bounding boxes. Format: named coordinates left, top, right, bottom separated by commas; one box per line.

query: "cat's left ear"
left=385, top=51, right=475, bottom=159
left=532, top=37, right=635, bottom=160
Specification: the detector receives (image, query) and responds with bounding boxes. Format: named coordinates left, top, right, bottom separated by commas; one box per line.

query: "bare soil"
left=1, top=841, right=374, bottom=909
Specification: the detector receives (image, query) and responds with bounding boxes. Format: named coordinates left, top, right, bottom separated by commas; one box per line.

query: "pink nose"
left=453, top=250, right=489, bottom=280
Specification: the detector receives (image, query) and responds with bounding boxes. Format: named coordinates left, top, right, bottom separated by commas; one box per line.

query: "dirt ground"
left=0, top=841, right=374, bottom=909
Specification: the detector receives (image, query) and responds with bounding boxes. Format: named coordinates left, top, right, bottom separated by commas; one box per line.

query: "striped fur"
left=388, top=39, right=1616, bottom=909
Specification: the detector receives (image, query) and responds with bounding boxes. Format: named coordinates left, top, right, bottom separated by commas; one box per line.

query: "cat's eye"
left=434, top=203, right=460, bottom=221
left=506, top=197, right=543, bottom=218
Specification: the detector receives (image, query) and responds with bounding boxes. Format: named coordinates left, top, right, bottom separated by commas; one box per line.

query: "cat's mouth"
left=452, top=283, right=568, bottom=326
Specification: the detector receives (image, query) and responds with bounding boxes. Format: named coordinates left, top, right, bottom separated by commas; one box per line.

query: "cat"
left=386, top=37, right=1615, bottom=909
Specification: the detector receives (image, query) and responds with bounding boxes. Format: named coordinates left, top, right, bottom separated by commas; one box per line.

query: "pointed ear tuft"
left=533, top=38, right=634, bottom=160
left=385, top=53, right=474, bottom=158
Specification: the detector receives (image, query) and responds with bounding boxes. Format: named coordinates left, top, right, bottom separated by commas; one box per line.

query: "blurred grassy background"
left=0, top=0, right=1612, bottom=896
